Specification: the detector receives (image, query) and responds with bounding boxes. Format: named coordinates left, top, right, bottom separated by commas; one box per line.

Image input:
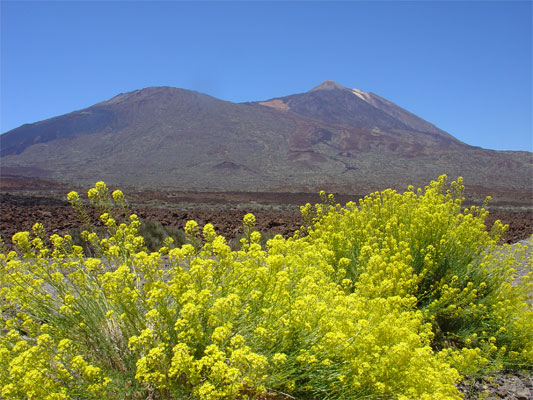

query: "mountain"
left=252, top=80, right=459, bottom=147
left=1, top=82, right=531, bottom=194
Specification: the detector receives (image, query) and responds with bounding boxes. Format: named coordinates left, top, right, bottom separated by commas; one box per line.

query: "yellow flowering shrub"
left=304, top=175, right=532, bottom=369
left=0, top=177, right=530, bottom=399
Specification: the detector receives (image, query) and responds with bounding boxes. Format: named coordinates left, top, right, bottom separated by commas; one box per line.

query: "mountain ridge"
left=1, top=81, right=531, bottom=194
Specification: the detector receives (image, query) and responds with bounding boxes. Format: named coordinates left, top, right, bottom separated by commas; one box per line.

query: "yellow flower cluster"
left=305, top=175, right=532, bottom=368
left=0, top=329, right=109, bottom=399
left=0, top=177, right=530, bottom=399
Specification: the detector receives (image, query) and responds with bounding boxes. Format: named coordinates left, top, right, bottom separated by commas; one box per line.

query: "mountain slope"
left=252, top=80, right=460, bottom=146
left=1, top=83, right=531, bottom=194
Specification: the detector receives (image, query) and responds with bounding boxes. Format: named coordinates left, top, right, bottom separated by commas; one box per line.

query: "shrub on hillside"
left=0, top=178, right=530, bottom=399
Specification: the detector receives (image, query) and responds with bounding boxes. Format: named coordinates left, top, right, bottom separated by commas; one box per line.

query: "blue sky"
left=1, top=1, right=532, bottom=151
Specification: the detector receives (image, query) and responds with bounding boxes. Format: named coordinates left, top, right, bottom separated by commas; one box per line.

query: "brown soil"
left=0, top=193, right=305, bottom=249
left=1, top=176, right=531, bottom=249
left=1, top=194, right=531, bottom=250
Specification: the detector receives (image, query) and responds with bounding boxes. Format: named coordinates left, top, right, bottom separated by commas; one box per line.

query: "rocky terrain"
left=1, top=179, right=531, bottom=249
left=458, top=370, right=532, bottom=399
left=0, top=191, right=303, bottom=249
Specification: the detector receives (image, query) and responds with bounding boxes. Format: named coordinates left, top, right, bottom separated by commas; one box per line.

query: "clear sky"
left=1, top=0, right=532, bottom=151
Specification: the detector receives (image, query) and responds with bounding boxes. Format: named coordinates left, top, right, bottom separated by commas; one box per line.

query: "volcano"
left=1, top=81, right=531, bottom=194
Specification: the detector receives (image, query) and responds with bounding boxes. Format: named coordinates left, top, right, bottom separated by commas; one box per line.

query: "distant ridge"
left=1, top=81, right=531, bottom=194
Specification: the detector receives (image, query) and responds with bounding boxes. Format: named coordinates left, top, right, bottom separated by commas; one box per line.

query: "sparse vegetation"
left=138, top=220, right=187, bottom=253
left=0, top=177, right=531, bottom=399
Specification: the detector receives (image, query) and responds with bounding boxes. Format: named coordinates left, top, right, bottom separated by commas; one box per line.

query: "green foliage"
left=0, top=177, right=531, bottom=399
left=138, top=220, right=187, bottom=252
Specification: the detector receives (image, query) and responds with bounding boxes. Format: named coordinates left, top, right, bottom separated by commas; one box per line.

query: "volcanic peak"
left=309, top=80, right=347, bottom=92
left=309, top=80, right=371, bottom=101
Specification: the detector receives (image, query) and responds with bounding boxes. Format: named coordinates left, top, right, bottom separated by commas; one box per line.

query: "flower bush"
left=0, top=177, right=530, bottom=399
left=302, top=175, right=532, bottom=370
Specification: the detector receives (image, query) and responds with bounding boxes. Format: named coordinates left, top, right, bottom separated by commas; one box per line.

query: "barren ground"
left=1, top=176, right=531, bottom=248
